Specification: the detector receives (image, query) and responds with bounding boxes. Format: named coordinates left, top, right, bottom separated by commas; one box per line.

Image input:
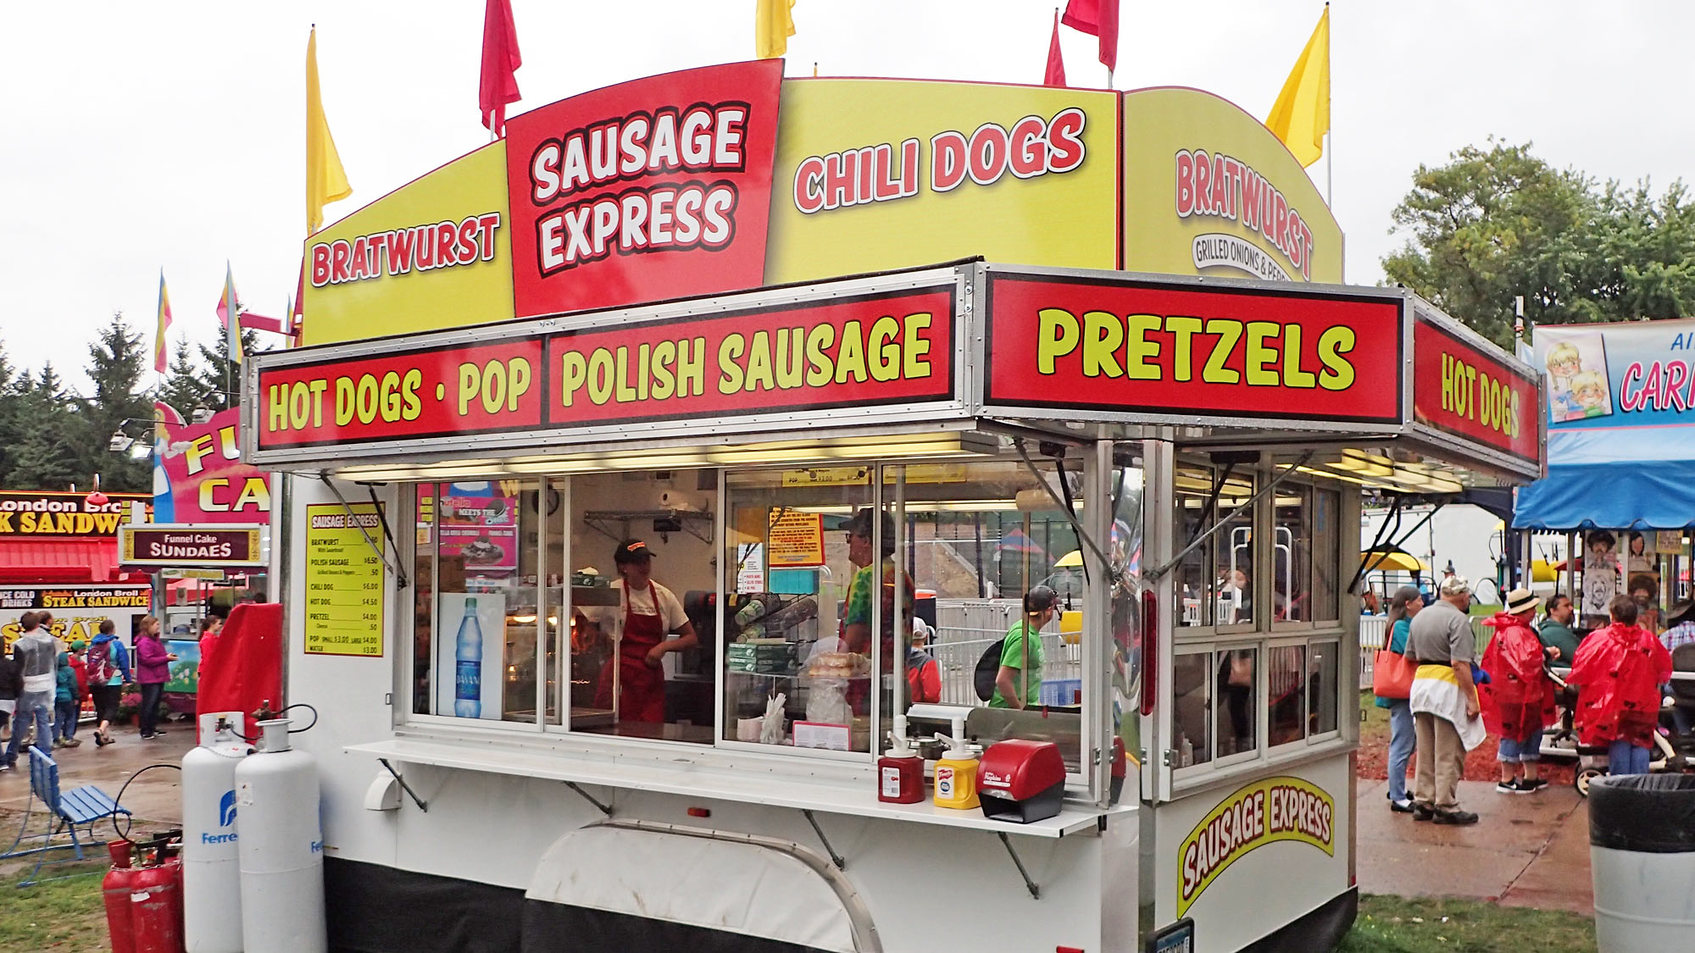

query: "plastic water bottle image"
left=454, top=597, right=483, bottom=717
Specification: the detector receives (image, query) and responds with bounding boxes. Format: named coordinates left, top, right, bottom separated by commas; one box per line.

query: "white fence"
left=931, top=599, right=1080, bottom=706
left=1358, top=614, right=1387, bottom=683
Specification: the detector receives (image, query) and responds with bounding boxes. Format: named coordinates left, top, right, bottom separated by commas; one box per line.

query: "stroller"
left=1543, top=663, right=1695, bottom=797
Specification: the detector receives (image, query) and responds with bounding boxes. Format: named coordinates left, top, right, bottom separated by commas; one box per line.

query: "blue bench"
left=0, top=747, right=130, bottom=885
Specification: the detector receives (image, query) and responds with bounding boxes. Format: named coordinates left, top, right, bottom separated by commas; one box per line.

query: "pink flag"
left=479, top=0, right=523, bottom=136
left=1044, top=11, right=1067, bottom=87
left=1062, top=0, right=1120, bottom=73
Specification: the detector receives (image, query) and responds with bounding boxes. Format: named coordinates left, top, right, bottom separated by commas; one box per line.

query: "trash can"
left=1588, top=773, right=1695, bottom=952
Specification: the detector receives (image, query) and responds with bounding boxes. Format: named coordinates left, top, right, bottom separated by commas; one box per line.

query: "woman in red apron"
left=593, top=538, right=698, bottom=724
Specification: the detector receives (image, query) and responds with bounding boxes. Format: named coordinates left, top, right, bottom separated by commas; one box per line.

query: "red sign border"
left=1411, top=314, right=1541, bottom=467
left=539, top=285, right=959, bottom=430
left=981, top=272, right=1406, bottom=426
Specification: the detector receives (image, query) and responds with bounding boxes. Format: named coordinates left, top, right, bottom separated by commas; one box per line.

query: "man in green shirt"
left=992, top=586, right=1057, bottom=709
left=1538, top=593, right=1580, bottom=662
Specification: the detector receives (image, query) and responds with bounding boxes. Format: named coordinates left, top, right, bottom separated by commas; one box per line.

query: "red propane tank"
left=130, top=855, right=184, bottom=953
left=102, top=840, right=137, bottom=953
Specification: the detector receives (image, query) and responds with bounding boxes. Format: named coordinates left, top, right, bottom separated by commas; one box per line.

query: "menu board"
left=439, top=493, right=518, bottom=573
left=304, top=503, right=386, bottom=657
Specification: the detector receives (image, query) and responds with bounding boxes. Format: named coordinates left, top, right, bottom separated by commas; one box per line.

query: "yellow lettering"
left=775, top=328, right=804, bottom=389
left=718, top=334, right=746, bottom=394
left=1202, top=319, right=1243, bottom=384
left=835, top=321, right=868, bottom=384
left=199, top=478, right=231, bottom=513
left=185, top=433, right=217, bottom=475
left=508, top=358, right=532, bottom=412
left=457, top=362, right=480, bottom=415
left=902, top=313, right=932, bottom=379
left=232, top=477, right=272, bottom=512
left=1165, top=316, right=1203, bottom=382
left=559, top=351, right=587, bottom=407
left=401, top=369, right=422, bottom=420
left=1316, top=326, right=1356, bottom=391
left=267, top=384, right=290, bottom=432
left=613, top=347, right=636, bottom=403
left=744, top=331, right=776, bottom=391
left=587, top=350, right=615, bottom=404
left=1082, top=310, right=1125, bottom=378
left=335, top=377, right=356, bottom=426
left=1124, top=313, right=1162, bottom=380
left=1037, top=308, right=1080, bottom=374
left=1282, top=324, right=1316, bottom=387
left=676, top=338, right=706, bottom=398
left=1244, top=321, right=1279, bottom=386
left=805, top=324, right=836, bottom=386
left=651, top=341, right=676, bottom=399
left=869, top=316, right=901, bottom=382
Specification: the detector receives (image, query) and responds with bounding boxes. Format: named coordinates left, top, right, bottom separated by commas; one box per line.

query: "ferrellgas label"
left=984, top=274, right=1403, bottom=423
left=1412, top=317, right=1539, bottom=464
left=791, top=107, right=1087, bottom=215
left=1176, top=776, right=1334, bottom=917
left=1175, top=149, right=1315, bottom=280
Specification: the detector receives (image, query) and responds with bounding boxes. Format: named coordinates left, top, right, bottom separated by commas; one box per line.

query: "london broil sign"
left=118, top=524, right=266, bottom=567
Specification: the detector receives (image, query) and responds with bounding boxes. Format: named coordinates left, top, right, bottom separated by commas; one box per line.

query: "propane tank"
left=102, top=840, right=138, bottom=953
left=182, top=718, right=250, bottom=953
left=130, top=854, right=184, bottom=953
left=235, top=718, right=326, bottom=953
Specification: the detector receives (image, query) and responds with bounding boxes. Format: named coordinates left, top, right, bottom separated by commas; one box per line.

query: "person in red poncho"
left=1480, top=588, right=1559, bottom=794
left=1569, top=593, right=1674, bottom=776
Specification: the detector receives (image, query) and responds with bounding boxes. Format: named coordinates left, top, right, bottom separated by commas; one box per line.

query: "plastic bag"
left=761, top=693, right=787, bottom=746
left=807, top=680, right=851, bottom=726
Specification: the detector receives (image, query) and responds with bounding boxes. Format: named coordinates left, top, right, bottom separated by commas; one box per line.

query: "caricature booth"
left=247, top=63, right=1542, bottom=953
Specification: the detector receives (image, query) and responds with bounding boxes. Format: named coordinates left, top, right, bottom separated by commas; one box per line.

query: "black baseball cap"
left=614, top=538, right=656, bottom=564
left=1024, top=585, right=1058, bottom=614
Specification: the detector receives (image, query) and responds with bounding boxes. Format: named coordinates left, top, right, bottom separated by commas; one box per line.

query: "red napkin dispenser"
left=978, top=739, right=1066, bottom=823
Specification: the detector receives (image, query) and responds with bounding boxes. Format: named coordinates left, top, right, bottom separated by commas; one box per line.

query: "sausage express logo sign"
left=1177, top=776, right=1335, bottom=917
left=504, top=60, right=784, bottom=317
left=984, top=273, right=1403, bottom=424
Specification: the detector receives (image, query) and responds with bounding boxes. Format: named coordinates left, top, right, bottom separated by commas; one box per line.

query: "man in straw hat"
left=1405, top=574, right=1486, bottom=824
left=1480, top=588, right=1558, bottom=794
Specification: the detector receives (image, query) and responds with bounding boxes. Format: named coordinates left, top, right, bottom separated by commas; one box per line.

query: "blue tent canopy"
left=1514, top=461, right=1695, bottom=530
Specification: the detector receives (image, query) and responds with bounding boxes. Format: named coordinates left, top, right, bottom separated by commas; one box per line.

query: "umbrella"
left=996, top=528, right=1047, bottom=555
left=1532, top=558, right=1559, bottom=583
left=1360, top=550, right=1430, bottom=574
left=1054, top=549, right=1083, bottom=568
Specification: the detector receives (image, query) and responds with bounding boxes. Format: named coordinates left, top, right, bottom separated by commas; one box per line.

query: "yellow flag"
left=1265, top=6, right=1330, bottom=168
left=307, top=28, right=353, bottom=234
left=755, top=0, right=796, bottom=59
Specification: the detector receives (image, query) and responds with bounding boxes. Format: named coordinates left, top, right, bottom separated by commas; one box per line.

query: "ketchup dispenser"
left=977, top=739, right=1066, bottom=823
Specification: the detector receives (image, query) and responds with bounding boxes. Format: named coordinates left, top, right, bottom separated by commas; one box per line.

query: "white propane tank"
left=235, top=718, right=326, bottom=953
left=182, top=719, right=250, bottom=953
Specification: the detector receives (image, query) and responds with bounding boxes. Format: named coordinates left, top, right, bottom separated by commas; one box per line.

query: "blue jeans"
left=55, top=700, right=79, bottom=742
left=4, top=693, right=52, bottom=767
left=1608, top=739, right=1651, bottom=776
left=138, top=682, right=165, bottom=737
left=1387, top=699, right=1415, bottom=802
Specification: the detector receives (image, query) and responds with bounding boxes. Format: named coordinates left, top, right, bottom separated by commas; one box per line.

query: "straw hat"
left=1504, top=587, right=1542, bottom=615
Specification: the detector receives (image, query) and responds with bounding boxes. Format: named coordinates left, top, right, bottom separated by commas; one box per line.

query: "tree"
left=1384, top=140, right=1695, bottom=347
left=197, top=328, right=264, bottom=412
left=158, top=338, right=209, bottom=423
left=0, top=339, right=23, bottom=482
left=76, top=314, right=152, bottom=493
left=8, top=364, right=84, bottom=490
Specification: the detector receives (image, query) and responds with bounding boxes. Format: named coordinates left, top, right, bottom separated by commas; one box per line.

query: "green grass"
left=0, top=859, right=109, bottom=953
left=1339, top=895, right=1595, bottom=953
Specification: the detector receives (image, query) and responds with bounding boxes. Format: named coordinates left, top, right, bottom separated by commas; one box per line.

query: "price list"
left=304, top=503, right=386, bottom=657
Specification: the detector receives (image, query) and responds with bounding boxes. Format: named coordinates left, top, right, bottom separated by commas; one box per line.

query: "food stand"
left=245, top=64, right=1542, bottom=953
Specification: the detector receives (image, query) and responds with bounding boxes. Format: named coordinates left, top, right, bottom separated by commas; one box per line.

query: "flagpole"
left=1325, top=2, right=1332, bottom=206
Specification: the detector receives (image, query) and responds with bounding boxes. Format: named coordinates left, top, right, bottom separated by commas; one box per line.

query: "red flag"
left=1062, top=0, right=1120, bottom=73
left=479, top=0, right=522, bottom=136
left=1044, top=12, right=1067, bottom=87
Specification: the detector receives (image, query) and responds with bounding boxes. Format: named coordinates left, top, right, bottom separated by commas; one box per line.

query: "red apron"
left=594, top=592, right=667, bottom=724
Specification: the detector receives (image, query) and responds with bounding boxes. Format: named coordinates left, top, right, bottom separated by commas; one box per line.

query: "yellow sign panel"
left=768, top=510, right=825, bottom=567
left=780, top=465, right=967, bottom=487
left=764, top=79, right=1119, bottom=283
left=1123, top=88, right=1343, bottom=285
left=303, top=503, right=386, bottom=657
left=1176, top=775, right=1334, bottom=917
left=301, top=143, right=514, bottom=346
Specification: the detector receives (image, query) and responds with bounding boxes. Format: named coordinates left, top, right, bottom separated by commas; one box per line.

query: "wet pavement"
left=0, top=716, right=195, bottom=877
left=1356, top=776, right=1594, bottom=914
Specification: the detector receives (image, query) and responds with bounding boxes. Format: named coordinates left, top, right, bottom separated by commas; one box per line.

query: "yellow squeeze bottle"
left=932, top=732, right=980, bottom=810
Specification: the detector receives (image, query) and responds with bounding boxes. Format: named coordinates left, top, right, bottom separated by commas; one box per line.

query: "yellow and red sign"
left=504, top=60, right=785, bottom=318
left=1123, top=88, right=1343, bottom=284
left=1177, top=776, right=1334, bottom=917
left=1413, top=316, right=1540, bottom=466
left=764, top=80, right=1119, bottom=283
left=0, top=491, right=149, bottom=538
left=984, top=273, right=1402, bottom=423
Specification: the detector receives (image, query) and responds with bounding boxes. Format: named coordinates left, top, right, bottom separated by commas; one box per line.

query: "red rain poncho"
left=1568, top=622, right=1673, bottom=748
left=1479, top=612, right=1557, bottom=741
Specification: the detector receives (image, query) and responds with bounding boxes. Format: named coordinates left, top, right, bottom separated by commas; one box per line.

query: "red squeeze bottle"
left=878, top=734, right=925, bottom=804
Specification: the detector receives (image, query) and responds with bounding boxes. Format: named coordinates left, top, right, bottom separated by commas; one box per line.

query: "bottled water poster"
left=436, top=592, right=505, bottom=719
left=303, top=503, right=386, bottom=656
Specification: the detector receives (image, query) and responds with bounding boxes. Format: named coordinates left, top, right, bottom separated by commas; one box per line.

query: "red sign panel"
left=504, top=60, right=784, bottom=318
left=545, top=288, right=956, bottom=425
left=257, top=339, right=546, bottom=450
left=984, top=274, right=1404, bottom=423
left=1413, top=317, right=1540, bottom=464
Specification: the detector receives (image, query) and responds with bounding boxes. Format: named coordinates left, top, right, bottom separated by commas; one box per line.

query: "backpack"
left=87, top=640, right=118, bottom=684
left=973, top=638, right=1005, bottom=701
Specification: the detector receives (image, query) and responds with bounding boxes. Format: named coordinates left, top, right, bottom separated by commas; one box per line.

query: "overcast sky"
left=4, top=1, right=1690, bottom=394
